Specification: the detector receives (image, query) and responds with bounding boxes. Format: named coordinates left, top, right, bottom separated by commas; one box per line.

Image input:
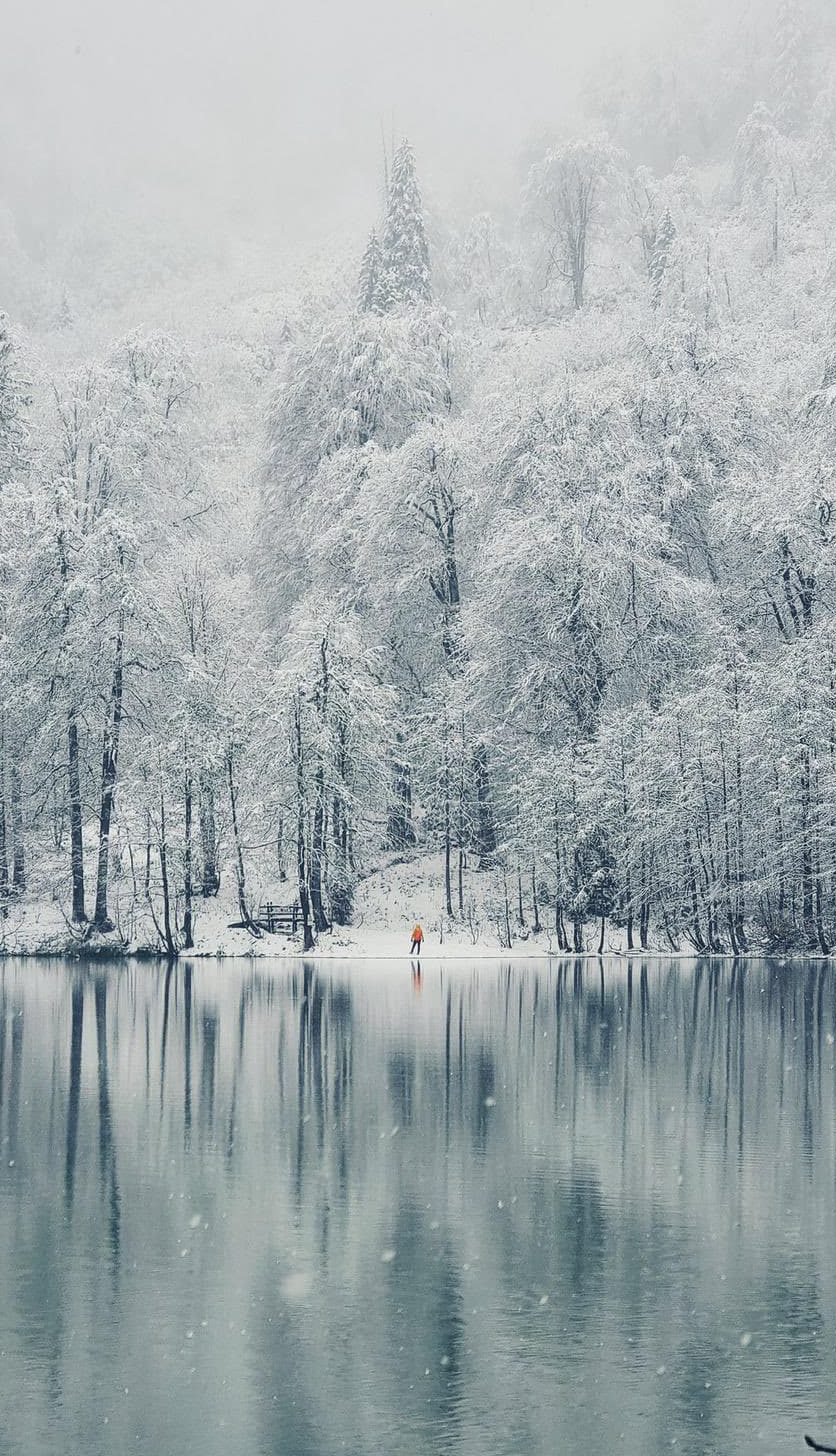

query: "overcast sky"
left=1, top=0, right=680, bottom=249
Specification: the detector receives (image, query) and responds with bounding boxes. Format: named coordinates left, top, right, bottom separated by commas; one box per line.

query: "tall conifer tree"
left=649, top=209, right=676, bottom=306
left=378, top=140, right=432, bottom=310
left=357, top=229, right=384, bottom=313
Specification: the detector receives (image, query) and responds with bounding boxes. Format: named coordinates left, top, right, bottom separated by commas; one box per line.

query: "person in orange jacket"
left=410, top=922, right=424, bottom=957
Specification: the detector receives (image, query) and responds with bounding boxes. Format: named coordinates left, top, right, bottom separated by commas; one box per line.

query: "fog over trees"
left=2, top=0, right=836, bottom=954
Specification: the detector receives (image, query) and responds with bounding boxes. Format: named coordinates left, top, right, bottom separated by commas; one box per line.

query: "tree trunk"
left=472, top=742, right=497, bottom=868
left=57, top=522, right=85, bottom=923
left=388, top=732, right=416, bottom=850
left=50, top=764, right=65, bottom=853
left=276, top=814, right=288, bottom=882
left=9, top=761, right=24, bottom=895
left=198, top=772, right=220, bottom=897
left=68, top=710, right=86, bottom=923
left=555, top=894, right=568, bottom=951
left=443, top=738, right=453, bottom=917
left=294, top=696, right=314, bottom=952
left=775, top=780, right=787, bottom=927
left=800, top=739, right=816, bottom=949
left=502, top=868, right=512, bottom=949
left=677, top=726, right=705, bottom=951
left=813, top=762, right=829, bottom=954
left=621, top=742, right=633, bottom=950
left=682, top=826, right=705, bottom=952
left=93, top=612, right=125, bottom=931
left=309, top=640, right=330, bottom=935
left=0, top=745, right=7, bottom=920
left=183, top=740, right=194, bottom=949
left=144, top=813, right=152, bottom=904
left=158, top=782, right=176, bottom=957
left=731, top=672, right=748, bottom=950
left=531, top=862, right=541, bottom=934
left=310, top=761, right=329, bottom=933
left=640, top=900, right=650, bottom=950
left=142, top=809, right=165, bottom=950
left=719, top=739, right=739, bottom=955
left=554, top=805, right=568, bottom=951
left=639, top=844, right=651, bottom=950
left=226, top=746, right=258, bottom=934
left=695, top=823, right=716, bottom=949
left=457, top=717, right=466, bottom=916
left=572, top=835, right=583, bottom=952
left=696, top=753, right=720, bottom=950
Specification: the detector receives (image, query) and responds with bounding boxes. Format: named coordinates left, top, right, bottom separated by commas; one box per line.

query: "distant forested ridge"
left=2, top=0, right=836, bottom=954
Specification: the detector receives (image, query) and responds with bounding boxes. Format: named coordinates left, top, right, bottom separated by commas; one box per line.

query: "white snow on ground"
left=295, top=853, right=556, bottom=960
left=182, top=852, right=564, bottom=960
left=0, top=849, right=751, bottom=960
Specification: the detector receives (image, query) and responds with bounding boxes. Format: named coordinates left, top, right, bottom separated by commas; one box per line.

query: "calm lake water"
left=0, top=957, right=833, bottom=1456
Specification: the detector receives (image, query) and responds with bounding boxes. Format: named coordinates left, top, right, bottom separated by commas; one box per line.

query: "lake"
left=0, top=957, right=833, bottom=1455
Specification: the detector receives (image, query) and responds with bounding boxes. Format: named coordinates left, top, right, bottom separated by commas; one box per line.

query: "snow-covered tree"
left=34, top=333, right=200, bottom=931
left=524, top=138, right=622, bottom=311
left=7, top=24, right=836, bottom=957
left=358, top=229, right=384, bottom=314
left=378, top=140, right=432, bottom=311
left=0, top=315, right=28, bottom=487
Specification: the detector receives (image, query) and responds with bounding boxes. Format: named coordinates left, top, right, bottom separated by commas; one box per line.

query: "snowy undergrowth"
left=0, top=849, right=782, bottom=960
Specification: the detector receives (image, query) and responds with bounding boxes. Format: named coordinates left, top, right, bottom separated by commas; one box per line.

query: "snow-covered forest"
left=2, top=0, right=836, bottom=956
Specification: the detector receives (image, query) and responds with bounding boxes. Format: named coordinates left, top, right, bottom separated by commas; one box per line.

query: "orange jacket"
left=411, top=924, right=424, bottom=942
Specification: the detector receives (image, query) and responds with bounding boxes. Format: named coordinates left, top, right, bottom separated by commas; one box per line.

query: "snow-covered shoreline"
left=1, top=855, right=829, bottom=963
left=0, top=919, right=827, bottom=965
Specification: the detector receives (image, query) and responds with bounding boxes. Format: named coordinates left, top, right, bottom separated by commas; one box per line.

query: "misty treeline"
left=1, top=0, right=836, bottom=953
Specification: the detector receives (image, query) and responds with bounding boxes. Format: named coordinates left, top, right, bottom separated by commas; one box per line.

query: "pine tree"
left=378, top=140, right=432, bottom=311
left=58, top=288, right=75, bottom=331
left=357, top=229, right=383, bottom=313
left=649, top=208, right=676, bottom=306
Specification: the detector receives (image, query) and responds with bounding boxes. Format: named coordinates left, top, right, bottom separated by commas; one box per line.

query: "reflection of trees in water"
left=0, top=958, right=834, bottom=1455
left=7, top=1005, right=23, bottom=1163
left=159, top=961, right=173, bottom=1111
left=64, top=980, right=83, bottom=1210
left=94, top=977, right=120, bottom=1274
left=183, top=961, right=192, bottom=1145
left=665, top=1326, right=726, bottom=1454
left=387, top=1048, right=415, bottom=1127
left=61, top=976, right=122, bottom=1272
left=251, top=1253, right=323, bottom=1456
left=200, top=1010, right=218, bottom=1134
left=378, top=1201, right=466, bottom=1441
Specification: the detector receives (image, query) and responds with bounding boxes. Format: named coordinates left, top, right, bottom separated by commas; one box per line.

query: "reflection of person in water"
left=410, top=922, right=424, bottom=957
left=412, top=962, right=423, bottom=994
